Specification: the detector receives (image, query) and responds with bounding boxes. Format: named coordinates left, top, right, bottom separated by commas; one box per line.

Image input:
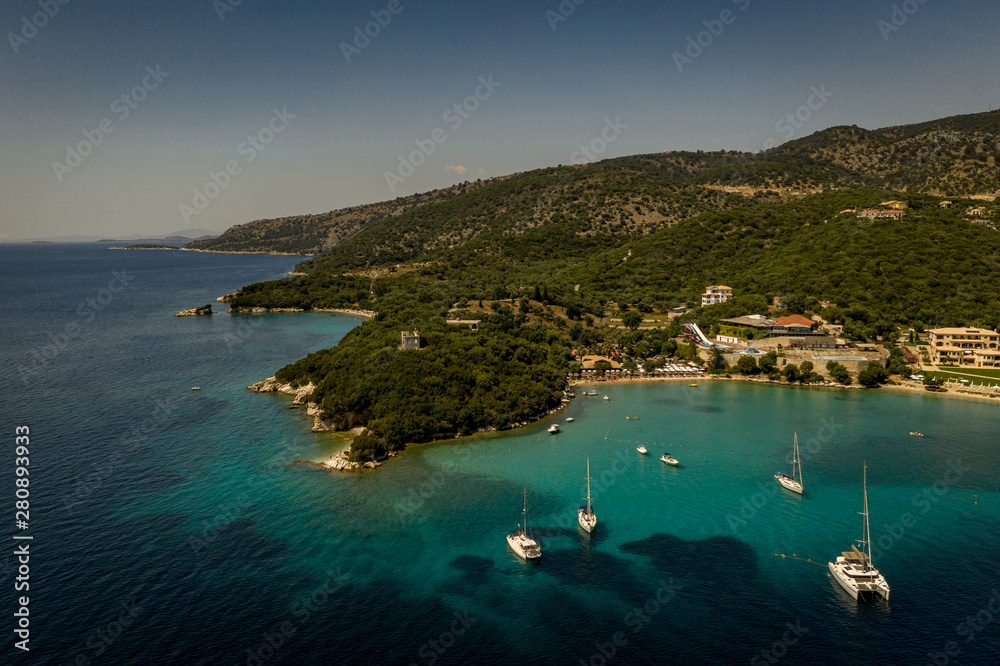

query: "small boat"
left=578, top=457, right=597, bottom=533
left=548, top=424, right=560, bottom=434
left=603, top=396, right=610, bottom=401
left=828, top=464, right=890, bottom=601
left=565, top=417, right=575, bottom=423
left=660, top=453, right=679, bottom=466
left=775, top=432, right=804, bottom=495
left=191, top=387, right=201, bottom=391
left=688, top=383, right=698, bottom=387
left=507, top=489, right=541, bottom=561
left=909, top=431, right=924, bottom=437
left=636, top=445, right=648, bottom=455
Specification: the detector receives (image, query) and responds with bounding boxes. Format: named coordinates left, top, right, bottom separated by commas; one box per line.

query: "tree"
left=827, top=362, right=852, bottom=385
left=594, top=360, right=612, bottom=376
left=708, top=348, right=726, bottom=372
left=782, top=363, right=801, bottom=382
left=621, top=310, right=643, bottom=330
left=735, top=355, right=759, bottom=375
left=759, top=351, right=778, bottom=374
left=858, top=361, right=889, bottom=388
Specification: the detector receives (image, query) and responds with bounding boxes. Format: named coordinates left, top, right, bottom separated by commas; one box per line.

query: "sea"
left=1, top=243, right=998, bottom=665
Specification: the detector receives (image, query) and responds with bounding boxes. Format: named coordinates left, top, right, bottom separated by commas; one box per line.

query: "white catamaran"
left=828, top=463, right=890, bottom=601
left=578, top=457, right=597, bottom=533
left=775, top=432, right=804, bottom=495
left=507, top=488, right=541, bottom=561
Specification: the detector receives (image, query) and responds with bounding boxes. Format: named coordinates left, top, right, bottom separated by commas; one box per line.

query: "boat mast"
left=523, top=488, right=529, bottom=536
left=586, top=457, right=592, bottom=514
left=863, top=463, right=872, bottom=570
left=793, top=432, right=801, bottom=482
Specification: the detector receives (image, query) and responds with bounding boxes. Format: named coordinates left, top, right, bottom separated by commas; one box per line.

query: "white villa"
left=702, top=285, right=734, bottom=307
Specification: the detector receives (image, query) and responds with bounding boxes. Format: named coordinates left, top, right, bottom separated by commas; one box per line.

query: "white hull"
left=776, top=474, right=803, bottom=494
left=578, top=509, right=596, bottom=533
left=828, top=559, right=890, bottom=601
left=661, top=455, right=679, bottom=466
left=507, top=533, right=541, bottom=560
left=637, top=446, right=648, bottom=455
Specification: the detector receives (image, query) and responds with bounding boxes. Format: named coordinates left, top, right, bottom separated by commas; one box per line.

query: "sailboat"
left=578, top=457, right=597, bottom=533
left=507, top=488, right=541, bottom=561
left=828, top=463, right=890, bottom=601
left=774, top=432, right=804, bottom=494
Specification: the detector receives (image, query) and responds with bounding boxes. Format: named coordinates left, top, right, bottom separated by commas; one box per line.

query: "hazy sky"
left=1, top=0, right=998, bottom=240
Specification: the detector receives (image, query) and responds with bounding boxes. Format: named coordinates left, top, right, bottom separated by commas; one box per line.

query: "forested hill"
left=698, top=110, right=1000, bottom=195
left=186, top=110, right=1000, bottom=258
left=183, top=179, right=498, bottom=255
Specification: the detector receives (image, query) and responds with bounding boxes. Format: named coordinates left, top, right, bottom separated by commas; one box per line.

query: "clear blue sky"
left=1, top=0, right=998, bottom=239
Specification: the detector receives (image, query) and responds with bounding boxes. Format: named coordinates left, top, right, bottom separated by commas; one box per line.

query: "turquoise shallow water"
left=1, top=244, right=999, bottom=665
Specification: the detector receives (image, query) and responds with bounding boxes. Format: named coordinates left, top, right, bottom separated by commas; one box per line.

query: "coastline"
left=180, top=247, right=313, bottom=257
left=571, top=372, right=1000, bottom=403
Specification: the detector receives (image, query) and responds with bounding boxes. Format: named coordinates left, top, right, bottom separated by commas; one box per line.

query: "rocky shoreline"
left=249, top=376, right=380, bottom=472
left=175, top=304, right=212, bottom=316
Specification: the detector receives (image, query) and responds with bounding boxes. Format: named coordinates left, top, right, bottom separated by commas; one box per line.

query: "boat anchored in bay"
left=775, top=432, right=804, bottom=495
left=507, top=489, right=541, bottom=561
left=828, top=463, right=890, bottom=601
left=578, top=457, right=597, bottom=534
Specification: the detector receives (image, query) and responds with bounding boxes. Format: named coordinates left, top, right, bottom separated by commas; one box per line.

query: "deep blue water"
left=1, top=244, right=999, bottom=665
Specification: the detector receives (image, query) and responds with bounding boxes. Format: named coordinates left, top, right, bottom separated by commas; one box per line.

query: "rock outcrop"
left=216, top=292, right=239, bottom=303
left=175, top=304, right=212, bottom=317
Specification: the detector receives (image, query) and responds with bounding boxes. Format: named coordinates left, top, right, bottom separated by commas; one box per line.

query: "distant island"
left=110, top=244, right=178, bottom=251
left=210, top=109, right=1000, bottom=463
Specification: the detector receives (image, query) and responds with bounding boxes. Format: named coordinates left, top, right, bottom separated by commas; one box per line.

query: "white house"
left=702, top=285, right=734, bottom=307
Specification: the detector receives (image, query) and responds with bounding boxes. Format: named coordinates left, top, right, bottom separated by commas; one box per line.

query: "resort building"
left=928, top=327, right=1000, bottom=367
left=771, top=314, right=816, bottom=336
left=702, top=285, right=734, bottom=307
left=400, top=330, right=421, bottom=351
left=940, top=201, right=954, bottom=209
left=717, top=315, right=773, bottom=343
left=717, top=313, right=825, bottom=344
